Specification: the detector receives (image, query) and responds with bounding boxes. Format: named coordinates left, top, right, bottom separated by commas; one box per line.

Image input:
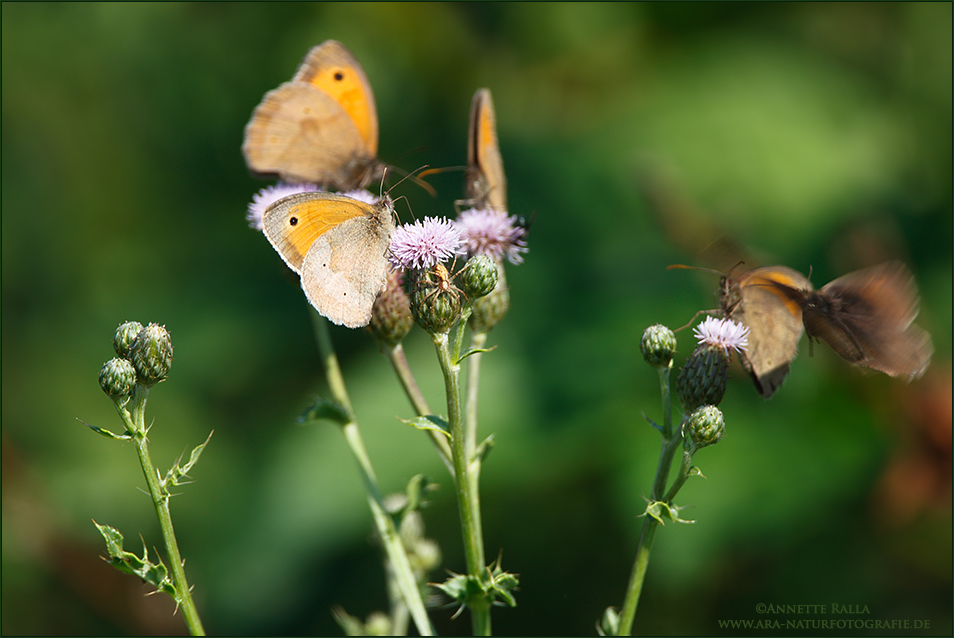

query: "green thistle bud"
left=407, top=264, right=462, bottom=335
left=99, top=357, right=137, bottom=399
left=469, top=261, right=510, bottom=333
left=641, top=324, right=676, bottom=368
left=113, top=321, right=144, bottom=359
left=129, top=323, right=173, bottom=386
left=676, top=344, right=728, bottom=412
left=459, top=255, right=498, bottom=300
left=685, top=404, right=725, bottom=453
left=367, top=268, right=413, bottom=346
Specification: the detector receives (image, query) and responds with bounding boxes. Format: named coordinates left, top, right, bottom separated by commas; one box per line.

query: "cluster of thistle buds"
left=98, top=321, right=174, bottom=401
left=641, top=317, right=749, bottom=452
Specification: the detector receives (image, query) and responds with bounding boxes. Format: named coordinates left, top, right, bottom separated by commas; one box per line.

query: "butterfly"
left=243, top=40, right=386, bottom=190
left=718, top=261, right=933, bottom=397
left=261, top=191, right=394, bottom=328
left=465, top=88, right=507, bottom=211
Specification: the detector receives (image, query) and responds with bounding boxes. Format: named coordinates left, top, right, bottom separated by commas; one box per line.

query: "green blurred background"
left=3, top=3, right=951, bottom=635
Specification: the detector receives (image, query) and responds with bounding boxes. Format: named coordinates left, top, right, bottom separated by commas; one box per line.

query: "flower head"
left=455, top=208, right=528, bottom=264
left=693, top=317, right=749, bottom=356
left=389, top=217, right=461, bottom=270
left=246, top=183, right=321, bottom=230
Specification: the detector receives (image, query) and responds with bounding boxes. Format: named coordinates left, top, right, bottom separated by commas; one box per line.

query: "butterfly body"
left=721, top=266, right=811, bottom=398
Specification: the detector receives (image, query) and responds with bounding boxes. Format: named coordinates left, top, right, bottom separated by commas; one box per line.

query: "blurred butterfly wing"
left=300, top=204, right=394, bottom=328
left=262, top=192, right=373, bottom=273
left=466, top=88, right=507, bottom=211
left=243, top=40, right=382, bottom=189
left=813, top=261, right=933, bottom=379
left=726, top=266, right=811, bottom=398
left=243, top=83, right=372, bottom=187
left=294, top=40, right=379, bottom=155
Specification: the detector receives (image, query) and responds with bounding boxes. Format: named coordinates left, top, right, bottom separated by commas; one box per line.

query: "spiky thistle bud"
left=641, top=324, right=677, bottom=369
left=112, top=321, right=144, bottom=359
left=99, top=357, right=137, bottom=399
left=128, top=323, right=173, bottom=387
left=407, top=264, right=462, bottom=335
left=469, top=260, right=510, bottom=333
left=684, top=404, right=725, bottom=454
left=367, top=268, right=413, bottom=346
left=459, top=255, right=498, bottom=300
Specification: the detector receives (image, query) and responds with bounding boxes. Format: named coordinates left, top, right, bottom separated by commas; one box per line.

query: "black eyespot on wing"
left=289, top=216, right=298, bottom=226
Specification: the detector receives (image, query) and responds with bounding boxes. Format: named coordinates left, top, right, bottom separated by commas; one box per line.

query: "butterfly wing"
left=300, top=200, right=394, bottom=328
left=243, top=40, right=382, bottom=189
left=294, top=40, right=378, bottom=155
left=465, top=88, right=507, bottom=211
left=810, top=261, right=933, bottom=379
left=725, top=266, right=811, bottom=398
left=262, top=192, right=370, bottom=273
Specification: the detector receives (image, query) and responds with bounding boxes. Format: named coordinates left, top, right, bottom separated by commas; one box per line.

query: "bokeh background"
left=3, top=3, right=951, bottom=635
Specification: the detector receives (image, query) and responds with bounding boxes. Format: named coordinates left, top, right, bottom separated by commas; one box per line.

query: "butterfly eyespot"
left=289, top=216, right=298, bottom=226
left=333, top=70, right=345, bottom=81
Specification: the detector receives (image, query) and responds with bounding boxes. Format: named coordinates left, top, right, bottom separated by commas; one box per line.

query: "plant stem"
left=311, top=314, right=435, bottom=636
left=617, top=363, right=682, bottom=636
left=127, top=385, right=205, bottom=636
left=433, top=331, right=490, bottom=635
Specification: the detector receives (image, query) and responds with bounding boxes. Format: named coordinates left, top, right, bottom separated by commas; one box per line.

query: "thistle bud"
left=407, top=264, right=462, bottom=335
left=112, top=321, right=144, bottom=359
left=641, top=324, right=676, bottom=369
left=129, top=323, right=173, bottom=386
left=685, top=404, right=725, bottom=454
left=367, top=268, right=413, bottom=346
left=676, top=345, right=728, bottom=411
left=469, top=261, right=510, bottom=333
left=99, top=357, right=137, bottom=399
left=459, top=255, right=498, bottom=300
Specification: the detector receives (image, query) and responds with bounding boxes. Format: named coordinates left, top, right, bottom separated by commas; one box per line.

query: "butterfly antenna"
left=667, top=263, right=724, bottom=276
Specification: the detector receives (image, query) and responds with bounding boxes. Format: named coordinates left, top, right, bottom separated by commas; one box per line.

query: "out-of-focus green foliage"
left=3, top=3, right=950, bottom=635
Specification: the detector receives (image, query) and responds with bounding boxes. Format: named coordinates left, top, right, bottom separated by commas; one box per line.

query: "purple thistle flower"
left=694, top=317, right=749, bottom=355
left=455, top=208, right=528, bottom=264
left=389, top=217, right=462, bottom=270
left=246, top=183, right=321, bottom=231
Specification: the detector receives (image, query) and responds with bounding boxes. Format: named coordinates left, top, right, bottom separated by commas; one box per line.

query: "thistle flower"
left=455, top=208, right=528, bottom=264
left=388, top=217, right=461, bottom=271
left=693, top=316, right=749, bottom=356
left=677, top=318, right=748, bottom=411
left=246, top=183, right=321, bottom=230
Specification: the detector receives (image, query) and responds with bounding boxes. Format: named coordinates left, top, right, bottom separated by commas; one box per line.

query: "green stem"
left=617, top=363, right=683, bottom=636
left=127, top=386, right=205, bottom=636
left=464, top=331, right=488, bottom=465
left=433, top=331, right=490, bottom=635
left=311, top=314, right=435, bottom=637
